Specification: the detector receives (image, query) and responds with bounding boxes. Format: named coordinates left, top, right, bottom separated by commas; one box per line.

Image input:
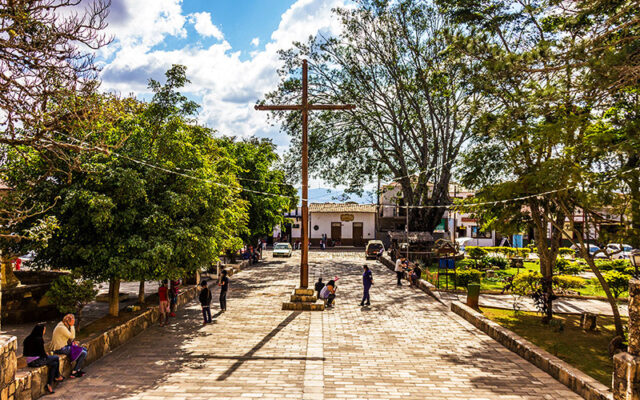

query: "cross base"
left=282, top=288, right=325, bottom=311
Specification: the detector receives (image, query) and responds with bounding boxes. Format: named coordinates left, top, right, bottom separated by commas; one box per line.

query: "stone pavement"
left=47, top=251, right=582, bottom=400
left=436, top=291, right=629, bottom=316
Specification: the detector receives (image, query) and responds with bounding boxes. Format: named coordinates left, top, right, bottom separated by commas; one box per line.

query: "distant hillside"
left=297, top=188, right=375, bottom=205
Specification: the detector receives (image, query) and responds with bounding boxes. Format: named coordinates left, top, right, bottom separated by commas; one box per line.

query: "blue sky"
left=99, top=0, right=355, bottom=192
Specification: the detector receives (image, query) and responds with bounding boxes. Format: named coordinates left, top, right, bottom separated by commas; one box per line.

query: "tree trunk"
left=108, top=277, right=120, bottom=317
left=538, top=251, right=555, bottom=323
left=628, top=171, right=640, bottom=249
left=584, top=254, right=625, bottom=337
left=138, top=280, right=145, bottom=304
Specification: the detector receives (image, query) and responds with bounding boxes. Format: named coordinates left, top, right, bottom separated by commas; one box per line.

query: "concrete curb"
left=451, top=301, right=613, bottom=400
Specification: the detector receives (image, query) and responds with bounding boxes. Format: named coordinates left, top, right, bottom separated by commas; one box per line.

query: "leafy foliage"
left=46, top=274, right=97, bottom=315
left=604, top=271, right=631, bottom=298
left=454, top=269, right=482, bottom=288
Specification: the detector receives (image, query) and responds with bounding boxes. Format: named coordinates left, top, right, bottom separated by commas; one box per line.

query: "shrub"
left=553, top=275, right=586, bottom=290
left=512, top=271, right=542, bottom=295
left=467, top=247, right=488, bottom=260
left=456, top=259, right=475, bottom=269
left=455, top=269, right=483, bottom=288
left=558, top=247, right=575, bottom=256
left=46, top=274, right=97, bottom=330
left=483, top=255, right=508, bottom=269
left=604, top=270, right=630, bottom=298
left=554, top=259, right=584, bottom=275
left=595, top=259, right=631, bottom=272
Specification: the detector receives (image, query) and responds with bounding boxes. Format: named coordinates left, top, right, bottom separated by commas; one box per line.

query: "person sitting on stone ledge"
left=52, top=314, right=88, bottom=378
left=23, top=323, right=64, bottom=394
left=320, top=279, right=337, bottom=308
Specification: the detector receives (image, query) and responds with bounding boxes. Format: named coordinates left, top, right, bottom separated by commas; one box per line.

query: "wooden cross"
left=256, top=59, right=355, bottom=289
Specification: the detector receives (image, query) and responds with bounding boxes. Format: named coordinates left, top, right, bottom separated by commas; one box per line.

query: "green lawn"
left=481, top=307, right=623, bottom=386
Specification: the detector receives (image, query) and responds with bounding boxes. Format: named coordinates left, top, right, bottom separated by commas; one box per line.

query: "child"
left=158, top=280, right=170, bottom=326
left=219, top=270, right=229, bottom=311
left=199, top=280, right=212, bottom=324
left=314, top=277, right=324, bottom=299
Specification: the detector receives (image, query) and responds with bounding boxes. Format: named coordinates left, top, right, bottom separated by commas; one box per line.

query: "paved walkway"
left=48, top=252, right=581, bottom=400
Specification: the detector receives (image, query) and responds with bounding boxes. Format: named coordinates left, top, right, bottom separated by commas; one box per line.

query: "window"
left=471, top=226, right=491, bottom=239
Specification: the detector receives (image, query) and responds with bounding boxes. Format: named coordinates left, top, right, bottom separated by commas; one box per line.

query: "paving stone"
left=46, top=251, right=583, bottom=399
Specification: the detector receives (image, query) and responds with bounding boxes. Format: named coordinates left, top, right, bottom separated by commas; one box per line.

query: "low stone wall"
left=451, top=301, right=613, bottom=400
left=0, top=336, right=17, bottom=400
left=9, top=278, right=210, bottom=400
left=378, top=255, right=443, bottom=304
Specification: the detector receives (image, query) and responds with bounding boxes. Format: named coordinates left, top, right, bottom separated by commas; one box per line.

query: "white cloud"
left=100, top=0, right=347, bottom=148
left=251, top=37, right=260, bottom=47
left=189, top=12, right=224, bottom=40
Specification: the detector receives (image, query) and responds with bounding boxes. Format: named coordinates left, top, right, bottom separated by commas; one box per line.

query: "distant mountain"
left=297, top=188, right=375, bottom=205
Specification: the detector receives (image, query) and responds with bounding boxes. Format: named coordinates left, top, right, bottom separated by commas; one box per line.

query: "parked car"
left=605, top=243, right=634, bottom=259
left=272, top=242, right=293, bottom=257
left=570, top=244, right=603, bottom=258
left=365, top=240, right=385, bottom=259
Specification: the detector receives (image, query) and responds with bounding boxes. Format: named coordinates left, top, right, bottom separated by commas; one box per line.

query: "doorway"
left=331, top=222, right=342, bottom=242
left=352, top=222, right=363, bottom=246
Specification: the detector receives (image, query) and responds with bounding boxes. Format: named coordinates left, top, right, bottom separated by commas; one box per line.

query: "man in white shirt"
left=394, top=257, right=406, bottom=286
left=51, top=314, right=88, bottom=378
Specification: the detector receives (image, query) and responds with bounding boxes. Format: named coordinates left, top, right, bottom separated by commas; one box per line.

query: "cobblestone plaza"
left=49, top=252, right=580, bottom=399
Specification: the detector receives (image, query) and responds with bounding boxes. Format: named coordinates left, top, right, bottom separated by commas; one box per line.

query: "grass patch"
left=480, top=307, right=624, bottom=386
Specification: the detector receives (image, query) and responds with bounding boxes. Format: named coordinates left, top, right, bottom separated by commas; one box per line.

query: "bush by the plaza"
left=554, top=259, right=584, bottom=275
left=454, top=269, right=483, bottom=288
left=482, top=255, right=508, bottom=269
left=604, top=271, right=630, bottom=298
left=552, top=275, right=585, bottom=290
left=467, top=247, right=488, bottom=260
left=455, top=259, right=475, bottom=269
left=595, top=259, right=631, bottom=272
left=46, top=274, right=97, bottom=330
left=512, top=271, right=542, bottom=295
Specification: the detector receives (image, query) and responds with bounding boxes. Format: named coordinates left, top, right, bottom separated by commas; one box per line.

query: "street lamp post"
left=631, top=250, right=640, bottom=279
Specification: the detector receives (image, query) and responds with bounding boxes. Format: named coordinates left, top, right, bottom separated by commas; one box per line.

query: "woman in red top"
left=158, top=280, right=170, bottom=326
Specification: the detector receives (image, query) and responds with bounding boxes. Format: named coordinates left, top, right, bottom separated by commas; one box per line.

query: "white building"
left=276, top=203, right=377, bottom=247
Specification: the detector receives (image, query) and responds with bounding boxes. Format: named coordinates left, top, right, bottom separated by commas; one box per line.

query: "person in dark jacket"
left=314, top=277, right=324, bottom=299
left=360, top=265, right=373, bottom=306
left=23, top=324, right=63, bottom=394
left=219, top=270, right=229, bottom=311
left=199, top=280, right=212, bottom=324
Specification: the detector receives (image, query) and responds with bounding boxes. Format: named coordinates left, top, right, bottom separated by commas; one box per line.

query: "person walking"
left=23, top=324, right=64, bottom=394
left=158, top=280, right=170, bottom=326
left=394, top=257, right=405, bottom=286
left=219, top=270, right=229, bottom=311
left=51, top=314, right=87, bottom=378
left=360, top=265, right=373, bottom=306
left=199, top=280, right=212, bottom=324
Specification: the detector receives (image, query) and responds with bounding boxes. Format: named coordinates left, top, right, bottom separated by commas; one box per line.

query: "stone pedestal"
left=282, top=288, right=324, bottom=311
left=613, top=279, right=640, bottom=399
left=580, top=312, right=597, bottom=331
left=467, top=283, right=480, bottom=309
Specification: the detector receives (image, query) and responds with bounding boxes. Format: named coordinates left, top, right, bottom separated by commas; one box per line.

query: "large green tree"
left=218, top=137, right=297, bottom=245
left=8, top=66, right=248, bottom=316
left=263, top=0, right=480, bottom=232
left=440, top=0, right=627, bottom=334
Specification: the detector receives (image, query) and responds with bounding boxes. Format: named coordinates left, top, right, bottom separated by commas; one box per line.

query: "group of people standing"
left=23, top=314, right=88, bottom=394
